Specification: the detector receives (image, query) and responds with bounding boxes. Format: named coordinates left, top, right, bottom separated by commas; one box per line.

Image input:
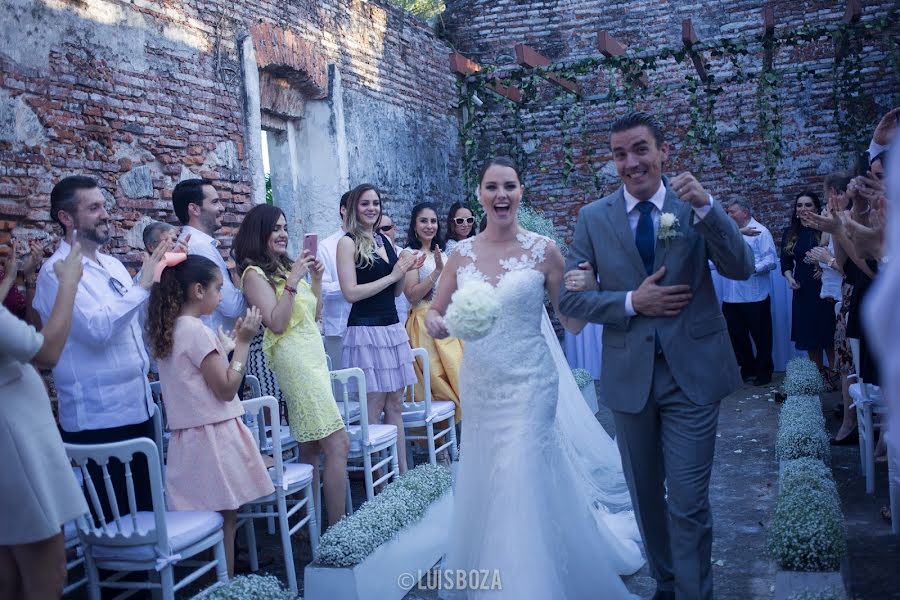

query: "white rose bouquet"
left=444, top=280, right=501, bottom=341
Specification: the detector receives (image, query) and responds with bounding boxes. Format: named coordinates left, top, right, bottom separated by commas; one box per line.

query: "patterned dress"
left=241, top=266, right=344, bottom=443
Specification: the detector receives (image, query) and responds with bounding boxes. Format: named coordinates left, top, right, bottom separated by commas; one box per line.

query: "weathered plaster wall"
left=444, top=0, right=898, bottom=242
left=0, top=0, right=462, bottom=265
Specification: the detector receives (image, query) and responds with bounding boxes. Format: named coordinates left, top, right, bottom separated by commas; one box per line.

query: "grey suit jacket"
left=559, top=185, right=754, bottom=413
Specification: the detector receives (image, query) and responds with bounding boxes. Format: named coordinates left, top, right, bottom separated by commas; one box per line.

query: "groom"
left=559, top=111, right=753, bottom=600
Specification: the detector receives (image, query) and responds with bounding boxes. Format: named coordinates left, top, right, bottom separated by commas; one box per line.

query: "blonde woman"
left=336, top=184, right=424, bottom=474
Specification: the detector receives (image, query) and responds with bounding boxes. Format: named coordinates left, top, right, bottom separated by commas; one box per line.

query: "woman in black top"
left=336, top=184, right=423, bottom=474
left=780, top=191, right=836, bottom=372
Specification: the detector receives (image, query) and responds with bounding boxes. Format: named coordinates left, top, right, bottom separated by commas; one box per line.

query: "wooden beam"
left=514, top=44, right=582, bottom=96
left=449, top=52, right=521, bottom=103
left=681, top=19, right=708, bottom=83
left=842, top=0, right=862, bottom=24
left=596, top=30, right=648, bottom=87
left=449, top=52, right=480, bottom=76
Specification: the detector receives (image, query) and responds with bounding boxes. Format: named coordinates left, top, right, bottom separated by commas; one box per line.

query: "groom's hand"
left=670, top=172, right=710, bottom=208
left=632, top=266, right=692, bottom=317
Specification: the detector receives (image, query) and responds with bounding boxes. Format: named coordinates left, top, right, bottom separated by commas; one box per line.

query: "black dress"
left=780, top=227, right=836, bottom=351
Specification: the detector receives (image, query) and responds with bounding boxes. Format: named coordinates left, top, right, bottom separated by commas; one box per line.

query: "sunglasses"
left=107, top=275, right=127, bottom=297
left=453, top=217, right=475, bottom=225
left=378, top=224, right=394, bottom=232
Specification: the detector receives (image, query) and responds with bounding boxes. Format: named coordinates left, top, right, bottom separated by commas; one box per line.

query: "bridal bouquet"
left=444, top=280, right=501, bottom=341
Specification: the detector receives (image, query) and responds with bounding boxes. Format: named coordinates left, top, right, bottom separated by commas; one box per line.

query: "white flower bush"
left=572, top=368, right=593, bottom=390
left=787, top=588, right=848, bottom=600
left=783, top=357, right=826, bottom=396
left=780, top=457, right=837, bottom=497
left=316, top=464, right=452, bottom=568
left=445, top=281, right=501, bottom=341
left=193, top=574, right=295, bottom=599
left=767, top=483, right=846, bottom=571
left=776, top=397, right=830, bottom=463
left=517, top=205, right=565, bottom=254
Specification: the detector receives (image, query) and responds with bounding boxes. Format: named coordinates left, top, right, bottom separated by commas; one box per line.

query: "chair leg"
left=243, top=508, right=259, bottom=572
left=213, top=538, right=229, bottom=582
left=305, top=485, right=320, bottom=560
left=267, top=503, right=276, bottom=535
left=84, top=552, right=101, bottom=600
left=865, top=408, right=876, bottom=495
left=857, top=406, right=866, bottom=474
left=390, top=442, right=400, bottom=482
left=278, top=495, right=298, bottom=596
left=427, top=423, right=437, bottom=466
left=449, top=417, right=459, bottom=461
left=160, top=566, right=175, bottom=600
left=363, top=451, right=375, bottom=501
left=345, top=475, right=353, bottom=515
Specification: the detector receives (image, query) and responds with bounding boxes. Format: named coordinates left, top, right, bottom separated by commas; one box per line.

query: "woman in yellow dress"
left=234, top=204, right=349, bottom=529
left=403, top=202, right=463, bottom=422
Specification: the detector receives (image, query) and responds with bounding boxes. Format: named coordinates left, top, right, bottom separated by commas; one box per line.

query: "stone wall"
left=443, top=0, right=898, bottom=243
left=0, top=0, right=461, bottom=266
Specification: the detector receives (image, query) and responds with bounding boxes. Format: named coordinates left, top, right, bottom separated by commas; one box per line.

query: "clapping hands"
left=218, top=306, right=263, bottom=352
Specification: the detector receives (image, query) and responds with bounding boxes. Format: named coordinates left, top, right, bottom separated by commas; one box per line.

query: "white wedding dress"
left=440, top=232, right=644, bottom=599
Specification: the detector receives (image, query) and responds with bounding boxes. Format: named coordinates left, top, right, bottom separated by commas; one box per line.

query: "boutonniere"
left=658, top=212, right=682, bottom=248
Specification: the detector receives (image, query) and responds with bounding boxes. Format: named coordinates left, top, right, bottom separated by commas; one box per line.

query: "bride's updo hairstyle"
left=478, top=156, right=521, bottom=186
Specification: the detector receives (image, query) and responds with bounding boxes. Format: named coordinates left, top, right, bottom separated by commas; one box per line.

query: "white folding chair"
left=238, top=396, right=318, bottom=596
left=402, top=348, right=458, bottom=466
left=65, top=438, right=227, bottom=600
left=148, top=382, right=169, bottom=468
left=850, top=376, right=887, bottom=494
left=332, top=368, right=400, bottom=503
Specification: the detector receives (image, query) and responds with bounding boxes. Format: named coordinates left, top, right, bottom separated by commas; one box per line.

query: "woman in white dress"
left=425, top=157, right=644, bottom=599
left=0, top=242, right=88, bottom=599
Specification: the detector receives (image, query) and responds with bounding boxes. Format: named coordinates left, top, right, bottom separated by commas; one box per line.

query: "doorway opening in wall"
left=262, top=130, right=274, bottom=205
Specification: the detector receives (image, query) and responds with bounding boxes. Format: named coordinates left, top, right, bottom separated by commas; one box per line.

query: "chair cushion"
left=348, top=423, right=397, bottom=452
left=402, top=400, right=456, bottom=423
left=90, top=511, right=223, bottom=562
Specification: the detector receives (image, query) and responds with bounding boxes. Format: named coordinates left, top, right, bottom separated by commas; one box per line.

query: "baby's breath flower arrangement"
left=767, top=483, right=846, bottom=571
left=572, top=368, right=594, bottom=391
left=316, top=464, right=452, bottom=567
left=783, top=357, right=826, bottom=396
left=193, top=574, right=294, bottom=599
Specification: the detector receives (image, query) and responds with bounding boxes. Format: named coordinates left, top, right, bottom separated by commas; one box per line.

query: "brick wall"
left=443, top=0, right=898, bottom=243
left=0, top=0, right=460, bottom=265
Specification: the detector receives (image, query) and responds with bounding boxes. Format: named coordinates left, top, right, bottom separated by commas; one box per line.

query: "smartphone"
left=302, top=233, right=318, bottom=258
left=857, top=152, right=870, bottom=176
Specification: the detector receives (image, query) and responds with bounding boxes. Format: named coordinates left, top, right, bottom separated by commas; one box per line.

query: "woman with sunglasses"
left=443, top=203, right=476, bottom=254
left=404, top=202, right=463, bottom=427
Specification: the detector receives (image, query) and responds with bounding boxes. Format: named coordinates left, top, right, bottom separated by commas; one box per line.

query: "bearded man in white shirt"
left=172, top=178, right=246, bottom=334
left=34, top=176, right=168, bottom=517
left=722, top=200, right=778, bottom=386
left=318, top=191, right=352, bottom=370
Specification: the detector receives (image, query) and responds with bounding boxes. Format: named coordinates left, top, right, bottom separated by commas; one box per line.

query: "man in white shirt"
left=34, top=176, right=167, bottom=516
left=721, top=200, right=778, bottom=386
left=379, top=214, right=411, bottom=324
left=318, top=191, right=352, bottom=369
left=172, top=179, right=245, bottom=334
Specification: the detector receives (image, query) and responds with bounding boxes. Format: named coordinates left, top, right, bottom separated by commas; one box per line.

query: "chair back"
left=244, top=374, right=262, bottom=399
left=240, top=396, right=285, bottom=489
left=330, top=367, right=369, bottom=446
left=403, top=348, right=432, bottom=414
left=65, top=438, right=170, bottom=554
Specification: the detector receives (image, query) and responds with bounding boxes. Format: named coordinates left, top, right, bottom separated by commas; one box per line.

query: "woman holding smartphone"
left=234, top=204, right=349, bottom=529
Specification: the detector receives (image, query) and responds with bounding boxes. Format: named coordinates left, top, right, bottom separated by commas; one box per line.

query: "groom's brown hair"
left=610, top=112, right=665, bottom=148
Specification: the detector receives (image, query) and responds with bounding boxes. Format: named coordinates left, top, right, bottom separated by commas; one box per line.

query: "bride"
left=425, top=157, right=644, bottom=599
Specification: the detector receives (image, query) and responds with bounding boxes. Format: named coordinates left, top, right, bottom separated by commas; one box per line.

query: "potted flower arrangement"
left=572, top=368, right=598, bottom=413
left=304, top=464, right=453, bottom=600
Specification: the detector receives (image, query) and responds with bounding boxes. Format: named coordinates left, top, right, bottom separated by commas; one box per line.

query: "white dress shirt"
left=623, top=181, right=714, bottom=316
left=318, top=228, right=352, bottom=337
left=33, top=241, right=153, bottom=432
left=181, top=226, right=245, bottom=333
left=719, top=217, right=777, bottom=303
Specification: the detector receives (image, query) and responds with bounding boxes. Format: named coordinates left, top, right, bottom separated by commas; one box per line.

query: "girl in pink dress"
left=147, top=254, right=274, bottom=577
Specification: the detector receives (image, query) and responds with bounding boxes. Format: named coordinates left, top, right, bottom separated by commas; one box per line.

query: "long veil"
left=541, top=309, right=643, bottom=565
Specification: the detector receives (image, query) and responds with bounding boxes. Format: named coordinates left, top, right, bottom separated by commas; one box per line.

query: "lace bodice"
left=454, top=231, right=549, bottom=340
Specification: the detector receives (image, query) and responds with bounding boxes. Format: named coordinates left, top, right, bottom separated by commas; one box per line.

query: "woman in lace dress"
left=404, top=202, right=463, bottom=422
left=425, top=157, right=643, bottom=599
left=235, top=204, right=350, bottom=528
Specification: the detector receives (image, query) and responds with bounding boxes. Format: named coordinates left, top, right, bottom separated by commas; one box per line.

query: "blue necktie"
left=635, top=202, right=655, bottom=275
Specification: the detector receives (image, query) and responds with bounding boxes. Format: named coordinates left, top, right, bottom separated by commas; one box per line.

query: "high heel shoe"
left=830, top=428, right=859, bottom=446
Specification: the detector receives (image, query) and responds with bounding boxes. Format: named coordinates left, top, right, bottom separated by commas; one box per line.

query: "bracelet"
left=228, top=360, right=245, bottom=375
left=284, top=284, right=297, bottom=296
